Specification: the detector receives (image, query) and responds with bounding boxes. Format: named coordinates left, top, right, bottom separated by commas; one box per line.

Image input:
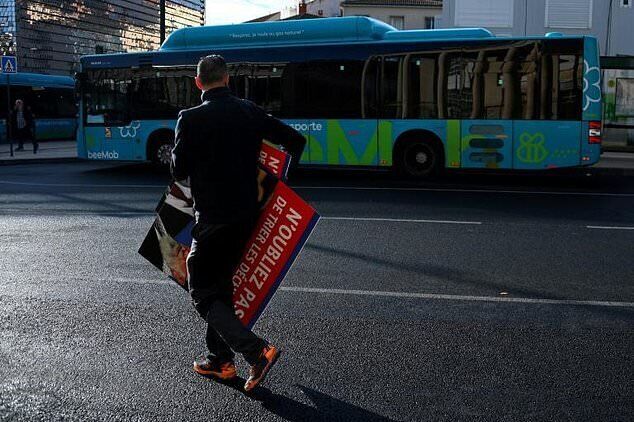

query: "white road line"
left=321, top=216, right=482, bottom=225
left=294, top=185, right=634, bottom=198
left=586, top=225, right=634, bottom=231
left=26, top=277, right=633, bottom=309
left=279, top=286, right=634, bottom=308
left=2, top=180, right=632, bottom=198
left=0, top=180, right=164, bottom=188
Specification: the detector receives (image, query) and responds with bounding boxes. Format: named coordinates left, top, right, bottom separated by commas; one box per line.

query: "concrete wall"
left=441, top=0, right=634, bottom=56
left=306, top=0, right=341, bottom=17
left=341, top=5, right=442, bottom=30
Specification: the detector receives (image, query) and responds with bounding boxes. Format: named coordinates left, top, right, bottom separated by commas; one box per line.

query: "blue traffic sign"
left=1, top=56, right=17, bottom=73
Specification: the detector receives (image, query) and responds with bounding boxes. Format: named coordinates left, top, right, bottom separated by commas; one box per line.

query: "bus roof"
left=80, top=16, right=589, bottom=69
left=0, top=72, right=74, bottom=88
left=159, top=16, right=494, bottom=51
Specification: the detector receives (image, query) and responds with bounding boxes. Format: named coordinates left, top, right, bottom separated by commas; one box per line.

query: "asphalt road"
left=0, top=162, right=632, bottom=421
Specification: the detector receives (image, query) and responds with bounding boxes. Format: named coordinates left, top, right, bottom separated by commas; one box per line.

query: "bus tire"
left=394, top=136, right=443, bottom=179
left=148, top=131, right=174, bottom=169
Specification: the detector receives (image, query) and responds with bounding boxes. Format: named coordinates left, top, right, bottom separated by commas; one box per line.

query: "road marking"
left=1, top=180, right=632, bottom=198
left=279, top=286, right=634, bottom=308
left=586, top=225, right=634, bottom=231
left=294, top=185, right=634, bottom=198
left=321, top=216, right=482, bottom=225
left=15, top=277, right=633, bottom=309
left=0, top=180, right=164, bottom=188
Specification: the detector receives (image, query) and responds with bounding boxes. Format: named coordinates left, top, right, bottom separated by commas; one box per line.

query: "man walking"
left=171, top=55, right=305, bottom=392
left=11, top=99, right=37, bottom=153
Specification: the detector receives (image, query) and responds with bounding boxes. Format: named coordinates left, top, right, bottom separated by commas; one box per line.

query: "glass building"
left=0, top=0, right=204, bottom=75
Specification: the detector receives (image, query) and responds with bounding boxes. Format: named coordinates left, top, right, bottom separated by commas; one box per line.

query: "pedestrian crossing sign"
left=1, top=56, right=17, bottom=73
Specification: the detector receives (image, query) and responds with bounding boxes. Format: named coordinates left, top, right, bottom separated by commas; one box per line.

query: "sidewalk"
left=0, top=140, right=77, bottom=164
left=591, top=152, right=634, bottom=176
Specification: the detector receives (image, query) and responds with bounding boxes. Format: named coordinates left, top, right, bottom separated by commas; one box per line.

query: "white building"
left=341, top=0, right=442, bottom=29
left=281, top=0, right=342, bottom=19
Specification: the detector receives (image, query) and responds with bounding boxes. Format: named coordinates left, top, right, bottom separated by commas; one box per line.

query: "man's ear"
left=224, top=73, right=230, bottom=87
left=194, top=76, right=204, bottom=91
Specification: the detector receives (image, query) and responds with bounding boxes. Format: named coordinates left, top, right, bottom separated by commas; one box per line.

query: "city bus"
left=76, top=17, right=602, bottom=177
left=1, top=72, right=77, bottom=141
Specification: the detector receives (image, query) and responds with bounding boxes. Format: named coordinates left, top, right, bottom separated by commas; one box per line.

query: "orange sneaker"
left=244, top=344, right=281, bottom=392
left=193, top=356, right=237, bottom=380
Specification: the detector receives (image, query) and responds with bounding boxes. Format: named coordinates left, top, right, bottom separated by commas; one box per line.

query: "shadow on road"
left=203, top=375, right=396, bottom=421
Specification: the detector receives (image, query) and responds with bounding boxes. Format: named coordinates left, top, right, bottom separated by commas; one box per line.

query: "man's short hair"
left=197, top=55, right=227, bottom=85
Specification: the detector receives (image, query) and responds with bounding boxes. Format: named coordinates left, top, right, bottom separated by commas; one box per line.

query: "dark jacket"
left=10, top=107, right=34, bottom=133
left=171, top=87, right=306, bottom=223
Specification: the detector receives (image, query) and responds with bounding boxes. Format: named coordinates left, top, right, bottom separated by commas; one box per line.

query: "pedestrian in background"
left=11, top=99, right=37, bottom=153
left=171, top=54, right=305, bottom=392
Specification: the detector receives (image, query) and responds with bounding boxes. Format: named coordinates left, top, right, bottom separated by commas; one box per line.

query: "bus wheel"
left=396, top=141, right=441, bottom=178
left=149, top=136, right=173, bottom=169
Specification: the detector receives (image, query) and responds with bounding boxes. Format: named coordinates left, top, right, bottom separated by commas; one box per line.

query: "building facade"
left=441, top=0, right=634, bottom=56
left=341, top=0, right=442, bottom=29
left=0, top=0, right=204, bottom=76
left=281, top=0, right=342, bottom=19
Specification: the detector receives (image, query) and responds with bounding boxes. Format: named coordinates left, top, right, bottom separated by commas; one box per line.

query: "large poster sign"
left=232, top=181, right=317, bottom=327
left=139, top=144, right=319, bottom=328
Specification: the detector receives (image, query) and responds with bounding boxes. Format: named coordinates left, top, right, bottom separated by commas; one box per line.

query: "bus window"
left=249, top=64, right=285, bottom=116
left=30, top=88, right=76, bottom=118
left=482, top=49, right=506, bottom=119
left=129, top=68, right=197, bottom=120
left=407, top=55, right=438, bottom=119
left=518, top=43, right=540, bottom=120
left=542, top=39, right=583, bottom=120
left=362, top=57, right=379, bottom=119
left=554, top=55, right=582, bottom=120
left=381, top=56, right=404, bottom=118
left=85, top=69, right=132, bottom=125
left=302, top=60, right=363, bottom=119
left=228, top=63, right=252, bottom=99
left=446, top=53, right=477, bottom=119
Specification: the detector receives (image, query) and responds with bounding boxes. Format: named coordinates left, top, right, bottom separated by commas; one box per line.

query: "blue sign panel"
left=1, top=56, right=17, bottom=73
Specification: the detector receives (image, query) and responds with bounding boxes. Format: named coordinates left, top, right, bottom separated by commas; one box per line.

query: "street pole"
left=6, top=72, right=11, bottom=157
left=160, top=0, right=166, bottom=44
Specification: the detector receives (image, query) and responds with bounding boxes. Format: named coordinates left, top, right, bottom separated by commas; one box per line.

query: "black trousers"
left=186, top=218, right=265, bottom=365
left=15, top=128, right=37, bottom=149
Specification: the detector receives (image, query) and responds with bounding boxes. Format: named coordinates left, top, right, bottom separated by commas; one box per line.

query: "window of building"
left=389, top=16, right=405, bottom=30
left=95, top=45, right=105, bottom=54
left=545, top=0, right=593, bottom=28
left=621, top=0, right=632, bottom=7
left=424, top=16, right=435, bottom=29
left=455, top=0, right=514, bottom=27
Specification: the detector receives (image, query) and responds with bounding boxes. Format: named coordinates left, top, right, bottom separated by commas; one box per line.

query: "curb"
left=589, top=166, right=634, bottom=177
left=0, top=157, right=79, bottom=166
left=0, top=157, right=631, bottom=176
left=603, top=146, right=634, bottom=154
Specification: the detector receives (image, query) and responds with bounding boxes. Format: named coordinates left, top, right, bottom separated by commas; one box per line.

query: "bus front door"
left=460, top=120, right=514, bottom=169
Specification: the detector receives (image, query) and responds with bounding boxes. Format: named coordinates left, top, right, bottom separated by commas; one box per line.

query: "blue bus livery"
left=1, top=72, right=77, bottom=142
left=77, top=17, right=602, bottom=176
